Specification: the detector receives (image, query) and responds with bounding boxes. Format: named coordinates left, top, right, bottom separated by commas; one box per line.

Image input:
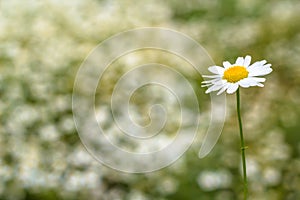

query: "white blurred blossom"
left=197, top=169, right=232, bottom=191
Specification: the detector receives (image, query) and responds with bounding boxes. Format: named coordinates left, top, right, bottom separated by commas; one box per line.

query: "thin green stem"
left=236, top=89, right=248, bottom=200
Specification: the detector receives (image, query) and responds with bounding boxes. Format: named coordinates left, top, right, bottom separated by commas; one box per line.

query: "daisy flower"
left=202, top=55, right=273, bottom=95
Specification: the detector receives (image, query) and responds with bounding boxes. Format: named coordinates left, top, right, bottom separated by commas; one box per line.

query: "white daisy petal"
left=223, top=61, right=232, bottom=69
left=210, top=80, right=225, bottom=86
left=248, top=77, right=266, bottom=83
left=263, top=64, right=272, bottom=68
left=238, top=78, right=251, bottom=88
left=239, top=77, right=265, bottom=87
left=201, top=82, right=214, bottom=86
left=260, top=60, right=267, bottom=65
left=249, top=81, right=265, bottom=87
left=243, top=55, right=251, bottom=67
left=248, top=60, right=267, bottom=70
left=202, top=75, right=222, bottom=78
left=205, top=83, right=224, bottom=94
left=201, top=81, right=213, bottom=84
left=235, top=57, right=244, bottom=65
left=249, top=68, right=272, bottom=76
left=201, top=78, right=220, bottom=84
left=248, top=63, right=271, bottom=71
left=202, top=79, right=224, bottom=88
left=247, top=61, right=262, bottom=70
left=227, top=83, right=239, bottom=94
left=201, top=82, right=213, bottom=87
left=256, top=83, right=264, bottom=87
left=217, top=84, right=228, bottom=95
left=208, top=66, right=225, bottom=75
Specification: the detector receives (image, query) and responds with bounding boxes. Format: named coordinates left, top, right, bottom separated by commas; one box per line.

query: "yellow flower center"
left=223, top=66, right=249, bottom=83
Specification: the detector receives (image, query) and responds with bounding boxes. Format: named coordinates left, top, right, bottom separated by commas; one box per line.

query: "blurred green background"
left=0, top=0, right=300, bottom=199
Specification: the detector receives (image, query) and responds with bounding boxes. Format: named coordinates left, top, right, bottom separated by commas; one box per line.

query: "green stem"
left=236, top=89, right=248, bottom=200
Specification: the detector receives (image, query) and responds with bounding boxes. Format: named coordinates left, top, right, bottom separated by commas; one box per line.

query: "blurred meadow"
left=0, top=0, right=300, bottom=199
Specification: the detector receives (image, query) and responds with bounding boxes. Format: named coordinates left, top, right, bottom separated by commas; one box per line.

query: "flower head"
left=202, top=55, right=272, bottom=95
